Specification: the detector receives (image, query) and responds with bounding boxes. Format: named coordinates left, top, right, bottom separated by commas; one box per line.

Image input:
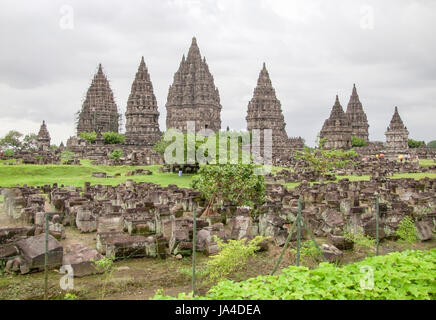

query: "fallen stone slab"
left=321, top=244, right=343, bottom=263
left=62, top=243, right=104, bottom=277
left=105, top=235, right=158, bottom=259
left=415, top=220, right=433, bottom=241
left=16, top=233, right=63, bottom=273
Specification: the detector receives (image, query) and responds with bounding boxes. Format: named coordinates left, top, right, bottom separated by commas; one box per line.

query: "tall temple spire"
left=77, top=63, right=120, bottom=135
left=320, top=95, right=352, bottom=149
left=125, top=57, right=161, bottom=146
left=385, top=106, right=409, bottom=150
left=37, top=120, right=51, bottom=151
left=246, top=63, right=292, bottom=161
left=166, top=37, right=222, bottom=132
left=345, top=83, right=369, bottom=142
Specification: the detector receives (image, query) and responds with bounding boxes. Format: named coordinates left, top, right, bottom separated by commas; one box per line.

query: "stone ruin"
left=76, top=64, right=121, bottom=135
left=385, top=106, right=409, bottom=152
left=125, top=57, right=161, bottom=146
left=165, top=37, right=222, bottom=133
left=320, top=95, right=353, bottom=150
left=346, top=84, right=369, bottom=143
left=37, top=120, right=51, bottom=151
left=1, top=175, right=435, bottom=274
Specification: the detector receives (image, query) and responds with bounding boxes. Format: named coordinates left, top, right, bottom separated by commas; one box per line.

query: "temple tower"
left=346, top=84, right=369, bottom=142
left=385, top=106, right=409, bottom=150
left=165, top=37, right=222, bottom=132
left=76, top=64, right=120, bottom=135
left=125, top=57, right=161, bottom=146
left=246, top=63, right=290, bottom=160
left=37, top=120, right=51, bottom=151
left=320, top=95, right=352, bottom=149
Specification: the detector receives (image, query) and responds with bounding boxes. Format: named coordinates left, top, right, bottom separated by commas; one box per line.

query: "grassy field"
left=1, top=159, right=435, bottom=190
left=0, top=160, right=193, bottom=188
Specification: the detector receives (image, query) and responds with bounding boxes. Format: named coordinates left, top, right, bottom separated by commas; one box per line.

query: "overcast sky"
left=0, top=0, right=435, bottom=146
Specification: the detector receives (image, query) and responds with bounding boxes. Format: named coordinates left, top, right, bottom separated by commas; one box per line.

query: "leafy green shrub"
left=109, top=149, right=123, bottom=161
left=3, top=149, right=14, bottom=157
left=102, top=132, right=125, bottom=145
left=191, top=163, right=265, bottom=210
left=408, top=139, right=424, bottom=149
left=206, top=236, right=266, bottom=282
left=79, top=131, right=97, bottom=143
left=92, top=257, right=114, bottom=299
left=427, top=140, right=436, bottom=149
left=396, top=216, right=418, bottom=243
left=152, top=249, right=436, bottom=300
left=64, top=293, right=78, bottom=300
left=351, top=136, right=368, bottom=147
left=344, top=232, right=376, bottom=252
left=290, top=241, right=322, bottom=264
left=60, top=151, right=75, bottom=163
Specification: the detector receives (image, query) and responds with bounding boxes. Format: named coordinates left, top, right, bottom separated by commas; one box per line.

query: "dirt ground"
left=1, top=198, right=435, bottom=300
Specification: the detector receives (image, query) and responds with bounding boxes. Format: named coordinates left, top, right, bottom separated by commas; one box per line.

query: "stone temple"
left=165, top=37, right=222, bottom=132
left=346, top=84, right=369, bottom=142
left=76, top=64, right=120, bottom=135
left=125, top=57, right=161, bottom=146
left=246, top=63, right=296, bottom=161
left=385, top=106, right=409, bottom=151
left=320, top=95, right=352, bottom=149
left=37, top=120, right=51, bottom=151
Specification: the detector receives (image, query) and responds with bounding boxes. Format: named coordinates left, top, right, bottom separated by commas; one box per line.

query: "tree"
left=294, top=147, right=358, bottom=177
left=79, top=131, right=97, bottom=143
left=0, top=130, right=23, bottom=151
left=408, top=139, right=424, bottom=149
left=21, top=133, right=38, bottom=151
left=60, top=150, right=75, bottom=163
left=427, top=140, right=436, bottom=149
left=102, top=132, right=125, bottom=144
left=351, top=136, right=368, bottom=147
left=109, top=149, right=123, bottom=161
left=191, top=163, right=265, bottom=211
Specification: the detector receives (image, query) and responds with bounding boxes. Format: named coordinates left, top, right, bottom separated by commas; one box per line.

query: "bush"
left=3, top=149, right=14, bottom=157
left=102, top=132, right=125, bottom=145
left=396, top=216, right=418, bottom=243
left=109, top=149, right=123, bottom=161
left=60, top=151, right=75, bottom=163
left=427, top=140, right=436, bottom=149
left=351, top=136, right=368, bottom=147
left=408, top=139, right=424, bottom=149
left=206, top=236, right=266, bottom=282
left=79, top=131, right=97, bottom=143
left=344, top=232, right=376, bottom=253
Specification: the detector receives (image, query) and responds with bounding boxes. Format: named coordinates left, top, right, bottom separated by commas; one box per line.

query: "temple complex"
left=346, top=84, right=369, bottom=142
left=385, top=106, right=409, bottom=151
left=320, top=95, right=352, bottom=149
left=37, top=120, right=51, bottom=151
left=246, top=63, right=293, bottom=161
left=165, top=37, right=222, bottom=132
left=125, top=57, right=161, bottom=146
left=76, top=64, right=120, bottom=135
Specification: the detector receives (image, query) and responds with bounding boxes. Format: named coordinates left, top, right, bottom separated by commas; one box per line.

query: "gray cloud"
left=0, top=0, right=435, bottom=146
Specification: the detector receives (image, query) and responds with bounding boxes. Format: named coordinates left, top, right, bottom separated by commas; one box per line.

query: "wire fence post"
left=296, top=199, right=302, bottom=267
left=375, top=195, right=380, bottom=256
left=44, top=212, right=49, bottom=300
left=270, top=217, right=297, bottom=275
left=192, top=205, right=197, bottom=296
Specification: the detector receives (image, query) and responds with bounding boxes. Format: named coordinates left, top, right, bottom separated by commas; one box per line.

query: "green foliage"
left=3, top=149, right=14, bottom=157
left=0, top=130, right=23, bottom=151
left=92, top=257, right=114, bottom=299
left=153, top=249, right=436, bottom=300
left=102, top=132, right=125, bottom=145
left=206, top=236, right=267, bottom=282
left=0, top=259, right=5, bottom=276
left=290, top=241, right=322, bottom=263
left=60, top=151, right=75, bottom=163
left=294, top=147, right=358, bottom=177
left=50, top=145, right=58, bottom=150
left=79, top=131, right=97, bottom=143
left=109, top=149, right=124, bottom=161
left=396, top=216, right=418, bottom=243
left=344, top=232, right=376, bottom=251
left=64, top=293, right=78, bottom=300
left=408, top=139, right=425, bottom=149
left=427, top=140, right=436, bottom=149
left=191, top=163, right=265, bottom=209
left=22, top=133, right=38, bottom=151
left=352, top=136, right=368, bottom=147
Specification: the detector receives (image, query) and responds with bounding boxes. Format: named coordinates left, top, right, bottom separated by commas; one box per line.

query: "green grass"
left=0, top=160, right=193, bottom=188
left=419, top=159, right=435, bottom=168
